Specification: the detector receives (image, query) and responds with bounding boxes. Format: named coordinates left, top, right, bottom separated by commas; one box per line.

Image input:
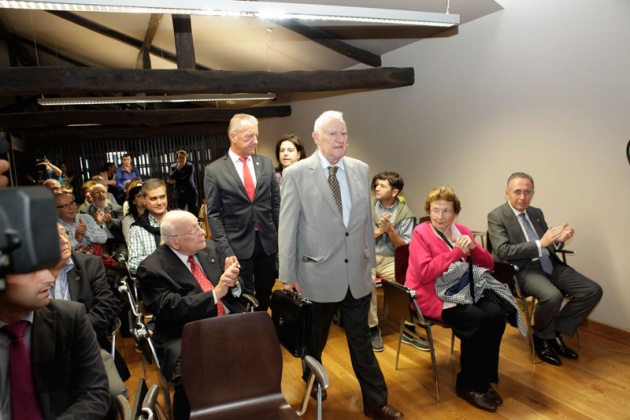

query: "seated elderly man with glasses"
left=55, top=192, right=107, bottom=252
left=137, top=210, right=247, bottom=420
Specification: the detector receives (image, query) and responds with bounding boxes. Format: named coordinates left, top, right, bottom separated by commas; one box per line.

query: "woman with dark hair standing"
left=274, top=133, right=306, bottom=188
left=122, top=183, right=145, bottom=245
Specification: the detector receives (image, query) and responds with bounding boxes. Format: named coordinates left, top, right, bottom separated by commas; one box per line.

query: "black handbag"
left=269, top=289, right=313, bottom=358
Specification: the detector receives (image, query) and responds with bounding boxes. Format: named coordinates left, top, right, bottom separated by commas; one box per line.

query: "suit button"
left=345, top=232, right=349, bottom=236
left=344, top=259, right=348, bottom=263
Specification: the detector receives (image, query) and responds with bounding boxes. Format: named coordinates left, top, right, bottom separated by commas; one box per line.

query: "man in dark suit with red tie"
left=204, top=113, right=281, bottom=311
left=0, top=264, right=110, bottom=419
left=137, top=210, right=245, bottom=420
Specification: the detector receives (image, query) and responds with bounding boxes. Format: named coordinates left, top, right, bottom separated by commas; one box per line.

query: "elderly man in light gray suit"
left=279, top=111, right=403, bottom=420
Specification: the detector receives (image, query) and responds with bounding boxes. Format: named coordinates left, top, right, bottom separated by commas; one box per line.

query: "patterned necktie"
left=328, top=166, right=342, bottom=215
left=2, top=321, right=44, bottom=420
left=519, top=212, right=553, bottom=274
left=239, top=156, right=255, bottom=202
left=187, top=255, right=226, bottom=316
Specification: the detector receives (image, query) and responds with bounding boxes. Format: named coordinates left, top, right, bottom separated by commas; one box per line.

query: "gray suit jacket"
left=278, top=153, right=376, bottom=302
left=204, top=153, right=280, bottom=259
left=487, top=202, right=561, bottom=270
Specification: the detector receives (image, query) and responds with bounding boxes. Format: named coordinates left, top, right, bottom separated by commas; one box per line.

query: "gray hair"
left=160, top=210, right=196, bottom=242
left=228, top=114, right=258, bottom=135
left=313, top=110, right=344, bottom=135
left=506, top=172, right=535, bottom=189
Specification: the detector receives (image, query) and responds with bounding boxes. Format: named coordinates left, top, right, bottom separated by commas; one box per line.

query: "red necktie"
left=187, top=255, right=226, bottom=316
left=239, top=156, right=255, bottom=202
left=3, top=321, right=44, bottom=420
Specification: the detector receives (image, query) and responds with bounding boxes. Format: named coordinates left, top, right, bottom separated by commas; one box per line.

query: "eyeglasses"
left=59, top=230, right=70, bottom=239
left=56, top=202, right=77, bottom=209
left=170, top=222, right=205, bottom=238
left=430, top=208, right=454, bottom=216
left=510, top=189, right=533, bottom=197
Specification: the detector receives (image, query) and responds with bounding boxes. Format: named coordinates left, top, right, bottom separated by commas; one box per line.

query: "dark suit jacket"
left=203, top=153, right=280, bottom=260
left=67, top=252, right=121, bottom=337
left=169, top=161, right=198, bottom=199
left=136, top=241, right=246, bottom=378
left=32, top=299, right=111, bottom=419
left=487, top=202, right=562, bottom=270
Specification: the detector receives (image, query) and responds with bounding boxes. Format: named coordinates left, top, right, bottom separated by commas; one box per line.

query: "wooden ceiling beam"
left=0, top=67, right=414, bottom=95
left=275, top=21, right=382, bottom=68
left=13, top=34, right=90, bottom=68
left=47, top=11, right=211, bottom=70
left=0, top=106, right=292, bottom=130
left=172, top=15, right=196, bottom=69
left=136, top=13, right=163, bottom=69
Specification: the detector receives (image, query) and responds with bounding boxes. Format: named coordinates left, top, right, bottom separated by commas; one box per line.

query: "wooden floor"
left=119, top=286, right=630, bottom=420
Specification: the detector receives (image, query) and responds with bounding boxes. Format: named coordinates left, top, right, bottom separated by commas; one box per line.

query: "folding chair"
left=381, top=279, right=451, bottom=402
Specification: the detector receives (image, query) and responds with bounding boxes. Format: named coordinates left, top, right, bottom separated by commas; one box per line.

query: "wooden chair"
left=181, top=312, right=328, bottom=419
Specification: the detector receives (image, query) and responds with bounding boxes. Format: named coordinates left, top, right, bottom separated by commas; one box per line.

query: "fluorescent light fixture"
left=38, top=93, right=276, bottom=106
left=0, top=0, right=460, bottom=27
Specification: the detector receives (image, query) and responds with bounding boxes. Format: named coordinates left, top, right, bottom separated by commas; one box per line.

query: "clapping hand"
left=454, top=235, right=476, bottom=254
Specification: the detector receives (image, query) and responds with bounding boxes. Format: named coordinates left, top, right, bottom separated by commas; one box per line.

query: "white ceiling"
left=0, top=1, right=502, bottom=73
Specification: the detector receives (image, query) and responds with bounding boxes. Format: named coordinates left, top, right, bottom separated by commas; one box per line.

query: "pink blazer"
left=404, top=222, right=494, bottom=321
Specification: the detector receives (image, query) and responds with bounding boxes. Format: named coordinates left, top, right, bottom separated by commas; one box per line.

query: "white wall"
left=258, top=0, right=630, bottom=330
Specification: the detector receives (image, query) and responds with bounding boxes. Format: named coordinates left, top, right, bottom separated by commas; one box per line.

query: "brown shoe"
left=364, top=404, right=404, bottom=419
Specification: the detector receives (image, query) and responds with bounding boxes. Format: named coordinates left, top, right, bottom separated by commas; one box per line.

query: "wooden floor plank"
left=119, top=286, right=630, bottom=419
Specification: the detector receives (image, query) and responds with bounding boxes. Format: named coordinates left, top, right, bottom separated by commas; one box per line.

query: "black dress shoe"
left=485, top=386, right=503, bottom=406
left=363, top=404, right=404, bottom=419
left=456, top=386, right=497, bottom=412
left=533, top=335, right=562, bottom=366
left=310, top=386, right=327, bottom=401
left=549, top=335, right=579, bottom=360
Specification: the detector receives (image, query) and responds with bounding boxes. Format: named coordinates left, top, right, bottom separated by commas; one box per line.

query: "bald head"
left=43, top=179, right=61, bottom=193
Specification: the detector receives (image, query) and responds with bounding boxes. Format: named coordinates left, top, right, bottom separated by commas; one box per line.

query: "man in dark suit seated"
left=137, top=210, right=245, bottom=420
left=48, top=222, right=130, bottom=395
left=487, top=172, right=603, bottom=366
left=0, top=265, right=110, bottom=419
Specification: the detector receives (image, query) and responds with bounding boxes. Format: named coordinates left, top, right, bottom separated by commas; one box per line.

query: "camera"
left=0, top=187, right=61, bottom=292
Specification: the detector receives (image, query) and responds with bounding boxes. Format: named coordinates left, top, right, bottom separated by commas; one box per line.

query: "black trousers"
left=175, top=193, right=199, bottom=217
left=238, top=232, right=276, bottom=311
left=305, top=289, right=388, bottom=408
left=441, top=297, right=506, bottom=393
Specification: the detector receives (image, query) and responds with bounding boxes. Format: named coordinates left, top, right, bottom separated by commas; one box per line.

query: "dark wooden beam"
left=0, top=106, right=292, bottom=130
left=136, top=14, right=163, bottom=69
left=13, top=34, right=90, bottom=68
left=0, top=67, right=414, bottom=95
left=275, top=21, right=382, bottom=68
left=172, top=15, right=196, bottom=69
left=47, top=11, right=210, bottom=70
left=0, top=20, right=35, bottom=67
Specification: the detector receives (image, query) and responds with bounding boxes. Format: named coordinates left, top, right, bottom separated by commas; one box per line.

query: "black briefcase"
left=269, top=289, right=312, bottom=358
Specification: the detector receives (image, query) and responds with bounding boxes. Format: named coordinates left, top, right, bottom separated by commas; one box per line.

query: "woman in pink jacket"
left=405, top=186, right=506, bottom=413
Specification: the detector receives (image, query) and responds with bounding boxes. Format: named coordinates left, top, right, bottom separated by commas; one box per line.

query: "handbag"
left=484, top=288, right=518, bottom=328
left=269, top=289, right=313, bottom=358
